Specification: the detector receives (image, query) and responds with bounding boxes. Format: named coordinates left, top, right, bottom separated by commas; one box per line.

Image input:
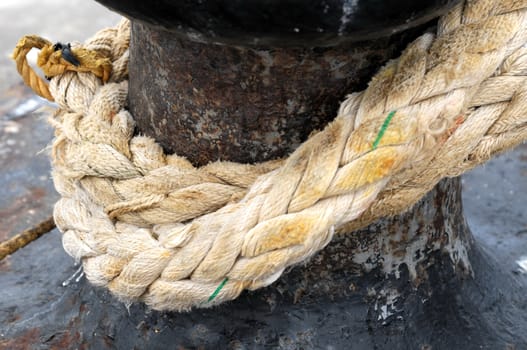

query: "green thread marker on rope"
left=208, top=277, right=229, bottom=302
left=372, top=110, right=396, bottom=150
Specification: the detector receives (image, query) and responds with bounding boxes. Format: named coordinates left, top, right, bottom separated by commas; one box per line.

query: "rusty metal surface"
left=129, top=21, right=430, bottom=166
left=0, top=84, right=70, bottom=347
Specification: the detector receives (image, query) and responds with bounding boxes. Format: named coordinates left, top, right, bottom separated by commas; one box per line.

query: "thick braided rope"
left=17, top=0, right=527, bottom=311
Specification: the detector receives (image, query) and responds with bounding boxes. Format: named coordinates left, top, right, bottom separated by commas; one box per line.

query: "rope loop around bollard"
left=12, top=0, right=527, bottom=311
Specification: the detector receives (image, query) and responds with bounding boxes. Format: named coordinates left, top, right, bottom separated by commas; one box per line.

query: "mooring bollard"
left=4, top=0, right=527, bottom=348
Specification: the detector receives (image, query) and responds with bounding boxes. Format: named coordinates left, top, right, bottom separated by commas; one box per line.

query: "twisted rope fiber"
left=13, top=0, right=527, bottom=311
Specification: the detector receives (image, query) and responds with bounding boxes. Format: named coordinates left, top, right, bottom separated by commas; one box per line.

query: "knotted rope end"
left=12, top=35, right=113, bottom=101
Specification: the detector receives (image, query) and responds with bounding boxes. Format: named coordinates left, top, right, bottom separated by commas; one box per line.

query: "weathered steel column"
left=128, top=24, right=419, bottom=165
left=129, top=22, right=388, bottom=165
left=123, top=0, right=461, bottom=165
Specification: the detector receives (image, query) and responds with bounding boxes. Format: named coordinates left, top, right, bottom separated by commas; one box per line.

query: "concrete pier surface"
left=0, top=1, right=526, bottom=348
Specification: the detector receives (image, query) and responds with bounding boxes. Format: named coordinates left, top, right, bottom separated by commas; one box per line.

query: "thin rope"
left=0, top=216, right=56, bottom=261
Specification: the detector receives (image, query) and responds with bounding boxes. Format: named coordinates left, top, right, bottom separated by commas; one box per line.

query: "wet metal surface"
left=463, top=142, right=527, bottom=271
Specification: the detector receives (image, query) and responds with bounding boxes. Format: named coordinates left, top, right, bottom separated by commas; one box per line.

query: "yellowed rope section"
left=12, top=35, right=113, bottom=101
left=13, top=0, right=527, bottom=311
